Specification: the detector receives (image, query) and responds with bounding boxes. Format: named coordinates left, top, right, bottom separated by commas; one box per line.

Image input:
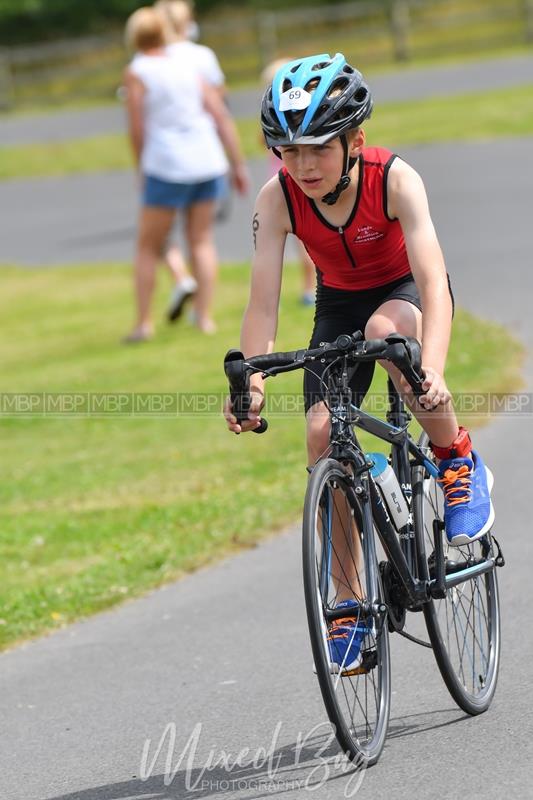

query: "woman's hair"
left=154, top=0, right=194, bottom=41
left=260, top=57, right=295, bottom=87
left=125, top=7, right=165, bottom=52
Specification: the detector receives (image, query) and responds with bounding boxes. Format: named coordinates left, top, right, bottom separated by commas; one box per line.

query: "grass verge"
left=0, top=261, right=524, bottom=650
left=1, top=82, right=533, bottom=180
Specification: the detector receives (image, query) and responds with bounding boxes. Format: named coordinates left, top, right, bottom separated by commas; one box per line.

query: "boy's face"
left=279, top=130, right=363, bottom=200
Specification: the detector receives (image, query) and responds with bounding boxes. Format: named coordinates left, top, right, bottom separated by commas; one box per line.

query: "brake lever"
left=382, top=339, right=431, bottom=408
left=231, top=387, right=268, bottom=434
left=223, top=349, right=268, bottom=434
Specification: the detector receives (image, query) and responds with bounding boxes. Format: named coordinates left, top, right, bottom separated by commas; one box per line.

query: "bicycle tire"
left=302, top=458, right=391, bottom=764
left=412, top=433, right=501, bottom=714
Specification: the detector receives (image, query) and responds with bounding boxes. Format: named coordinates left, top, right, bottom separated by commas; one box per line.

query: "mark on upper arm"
left=252, top=212, right=259, bottom=250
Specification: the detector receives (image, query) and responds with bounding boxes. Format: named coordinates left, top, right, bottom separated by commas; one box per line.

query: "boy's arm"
left=225, top=176, right=290, bottom=433
left=388, top=158, right=453, bottom=377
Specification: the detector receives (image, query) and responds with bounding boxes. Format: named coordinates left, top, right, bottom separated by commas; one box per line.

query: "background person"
left=154, top=0, right=229, bottom=317
left=122, top=7, right=248, bottom=342
left=155, top=0, right=225, bottom=97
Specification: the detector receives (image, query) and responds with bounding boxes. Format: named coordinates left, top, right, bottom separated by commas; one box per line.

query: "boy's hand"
left=398, top=366, right=451, bottom=409
left=223, top=386, right=265, bottom=434
left=417, top=366, right=451, bottom=409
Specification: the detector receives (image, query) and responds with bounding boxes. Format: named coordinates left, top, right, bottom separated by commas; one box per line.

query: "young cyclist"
left=224, top=53, right=494, bottom=672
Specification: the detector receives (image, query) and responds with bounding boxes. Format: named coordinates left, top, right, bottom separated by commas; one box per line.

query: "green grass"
left=0, top=133, right=134, bottom=180
left=0, top=261, right=524, bottom=650
left=364, top=83, right=533, bottom=146
left=2, top=82, right=533, bottom=181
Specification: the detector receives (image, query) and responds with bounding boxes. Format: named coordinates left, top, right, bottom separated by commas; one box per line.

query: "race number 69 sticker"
left=279, top=87, right=312, bottom=112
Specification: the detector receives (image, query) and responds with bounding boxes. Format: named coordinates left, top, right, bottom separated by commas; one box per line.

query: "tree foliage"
left=0, top=0, right=144, bottom=44
left=0, top=0, right=357, bottom=45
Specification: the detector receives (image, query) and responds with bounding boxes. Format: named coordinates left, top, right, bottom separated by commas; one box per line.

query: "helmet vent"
left=328, top=77, right=349, bottom=98
left=354, top=87, right=368, bottom=102
left=334, top=108, right=351, bottom=122
left=312, top=61, right=330, bottom=71
left=305, top=77, right=321, bottom=94
left=285, top=109, right=306, bottom=129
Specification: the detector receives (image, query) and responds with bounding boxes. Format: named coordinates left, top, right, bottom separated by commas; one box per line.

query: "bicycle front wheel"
left=302, top=458, right=391, bottom=765
left=412, top=433, right=501, bottom=714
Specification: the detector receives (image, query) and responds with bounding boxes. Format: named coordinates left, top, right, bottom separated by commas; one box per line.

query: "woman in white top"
left=154, top=0, right=228, bottom=326
left=123, top=7, right=248, bottom=342
left=156, top=0, right=225, bottom=94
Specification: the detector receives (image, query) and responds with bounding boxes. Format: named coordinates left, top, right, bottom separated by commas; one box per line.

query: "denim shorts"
left=143, top=174, right=227, bottom=209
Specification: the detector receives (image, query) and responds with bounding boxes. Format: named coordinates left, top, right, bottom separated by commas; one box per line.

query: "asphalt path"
left=0, top=53, right=532, bottom=145
left=1, top=137, right=532, bottom=799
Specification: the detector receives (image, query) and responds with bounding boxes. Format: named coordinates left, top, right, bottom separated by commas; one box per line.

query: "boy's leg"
left=364, top=298, right=459, bottom=446
left=306, top=402, right=362, bottom=602
left=307, top=402, right=370, bottom=671
left=365, top=298, right=494, bottom=544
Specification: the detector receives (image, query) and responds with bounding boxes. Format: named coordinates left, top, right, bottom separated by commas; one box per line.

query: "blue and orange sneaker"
left=326, top=600, right=372, bottom=674
left=438, top=450, right=494, bottom=546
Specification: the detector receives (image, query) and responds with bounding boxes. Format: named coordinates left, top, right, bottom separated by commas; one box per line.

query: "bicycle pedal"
left=342, top=665, right=370, bottom=677
left=342, top=648, right=377, bottom=676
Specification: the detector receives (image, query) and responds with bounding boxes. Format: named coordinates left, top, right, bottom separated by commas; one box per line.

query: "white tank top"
left=129, top=52, right=228, bottom=183
left=166, top=41, right=224, bottom=88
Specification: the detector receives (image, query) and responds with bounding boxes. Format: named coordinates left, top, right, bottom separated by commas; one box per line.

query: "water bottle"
left=367, top=452, right=410, bottom=530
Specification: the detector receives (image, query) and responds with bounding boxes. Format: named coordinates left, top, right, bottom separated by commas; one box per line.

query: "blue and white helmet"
left=261, top=53, right=373, bottom=148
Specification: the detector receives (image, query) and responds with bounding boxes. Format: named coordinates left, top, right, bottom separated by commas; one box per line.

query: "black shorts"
left=303, top=273, right=454, bottom=413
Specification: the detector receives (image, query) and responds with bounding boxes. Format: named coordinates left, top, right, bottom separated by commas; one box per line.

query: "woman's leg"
left=125, top=206, right=175, bottom=340
left=164, top=243, right=188, bottom=283
left=184, top=200, right=218, bottom=334
left=164, top=242, right=198, bottom=323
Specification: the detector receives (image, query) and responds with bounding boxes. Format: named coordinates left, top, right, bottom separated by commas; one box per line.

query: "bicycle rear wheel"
left=302, top=458, right=390, bottom=764
left=412, top=433, right=501, bottom=714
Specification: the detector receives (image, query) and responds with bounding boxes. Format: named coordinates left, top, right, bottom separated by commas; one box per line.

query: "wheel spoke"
left=414, top=435, right=500, bottom=713
left=303, top=460, right=390, bottom=763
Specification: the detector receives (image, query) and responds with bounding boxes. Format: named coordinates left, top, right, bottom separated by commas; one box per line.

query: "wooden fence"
left=0, top=0, right=532, bottom=110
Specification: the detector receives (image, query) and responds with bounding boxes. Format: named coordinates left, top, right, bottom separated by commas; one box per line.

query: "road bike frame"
left=224, top=332, right=500, bottom=616
left=324, top=371, right=498, bottom=613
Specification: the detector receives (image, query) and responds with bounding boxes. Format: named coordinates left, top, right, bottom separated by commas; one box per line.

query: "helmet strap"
left=321, top=135, right=357, bottom=206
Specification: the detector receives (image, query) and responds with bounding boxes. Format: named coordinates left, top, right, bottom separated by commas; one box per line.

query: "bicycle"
left=224, top=331, right=504, bottom=765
